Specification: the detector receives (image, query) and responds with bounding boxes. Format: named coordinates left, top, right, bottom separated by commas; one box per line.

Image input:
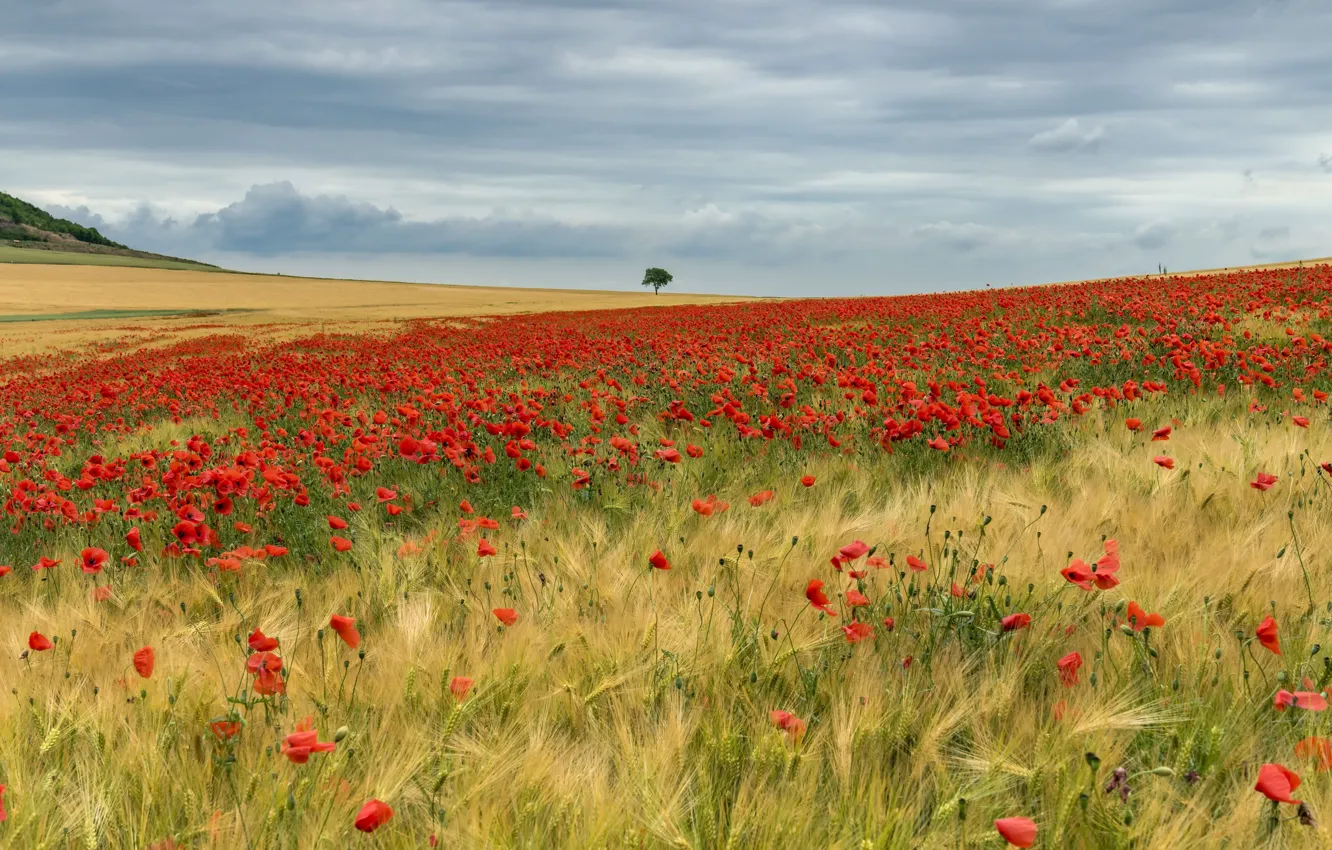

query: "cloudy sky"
left=3, top=0, right=1330, bottom=296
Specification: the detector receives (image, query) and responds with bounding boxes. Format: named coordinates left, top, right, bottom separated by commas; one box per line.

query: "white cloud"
left=1027, top=118, right=1106, bottom=153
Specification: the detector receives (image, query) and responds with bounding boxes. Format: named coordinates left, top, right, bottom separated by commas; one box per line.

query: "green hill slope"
left=0, top=191, right=220, bottom=270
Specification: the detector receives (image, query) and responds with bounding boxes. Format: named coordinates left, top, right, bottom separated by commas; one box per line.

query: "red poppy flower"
left=1057, top=651, right=1082, bottom=687
left=31, top=556, right=60, bottom=571
left=1001, top=613, right=1031, bottom=632
left=248, top=628, right=279, bottom=652
left=686, top=444, right=703, bottom=458
left=1274, top=690, right=1327, bottom=712
left=327, top=515, right=348, bottom=530
left=654, top=447, right=682, bottom=463
left=1061, top=559, right=1094, bottom=591
left=126, top=527, right=143, bottom=552
left=1251, top=472, right=1278, bottom=491
left=477, top=539, right=497, bottom=557
left=1151, top=426, right=1171, bottom=441
left=1256, top=615, right=1281, bottom=655
left=1255, top=763, right=1301, bottom=804
left=805, top=579, right=836, bottom=616
left=0, top=565, right=12, bottom=578
left=905, top=555, right=928, bottom=572
left=748, top=489, right=775, bottom=506
left=281, top=718, right=336, bottom=764
left=1293, top=415, right=1310, bottom=428
left=80, top=547, right=109, bottom=574
left=842, top=621, right=874, bottom=642
left=649, top=550, right=670, bottom=570
left=375, top=486, right=398, bottom=503
left=450, top=676, right=474, bottom=701
left=800, top=475, right=816, bottom=487
left=28, top=631, right=53, bottom=651
left=459, top=500, right=474, bottom=514
left=1091, top=539, right=1120, bottom=589
left=1125, top=601, right=1165, bottom=631
left=846, top=589, right=870, bottom=607
left=1152, top=455, right=1174, bottom=469
left=133, top=646, right=155, bottom=678
left=353, top=798, right=394, bottom=833
left=1295, top=737, right=1332, bottom=772
left=329, top=614, right=360, bottom=648
left=511, top=505, right=528, bottom=520
left=493, top=608, right=518, bottom=627
left=994, top=817, right=1037, bottom=848
left=1125, top=418, right=1142, bottom=431
left=172, top=521, right=199, bottom=545
left=330, top=536, right=353, bottom=552
left=92, top=585, right=112, bottom=601
left=837, top=540, right=870, bottom=563
left=882, top=616, right=895, bottom=631
left=769, top=710, right=806, bottom=742
left=209, top=720, right=242, bottom=740
left=247, top=651, right=283, bottom=675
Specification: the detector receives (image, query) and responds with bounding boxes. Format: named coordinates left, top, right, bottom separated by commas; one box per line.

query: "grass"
left=0, top=245, right=221, bottom=271
left=1, top=394, right=1329, bottom=847
left=0, top=308, right=248, bottom=324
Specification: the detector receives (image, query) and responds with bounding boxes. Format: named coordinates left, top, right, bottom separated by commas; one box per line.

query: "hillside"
left=0, top=190, right=219, bottom=269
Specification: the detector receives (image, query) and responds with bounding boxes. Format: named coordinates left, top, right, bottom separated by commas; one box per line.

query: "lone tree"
left=642, top=267, right=672, bottom=294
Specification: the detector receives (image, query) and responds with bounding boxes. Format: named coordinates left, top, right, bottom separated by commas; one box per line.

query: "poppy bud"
left=1086, top=752, right=1101, bottom=772
left=1150, top=767, right=1174, bottom=777
left=334, top=726, right=350, bottom=742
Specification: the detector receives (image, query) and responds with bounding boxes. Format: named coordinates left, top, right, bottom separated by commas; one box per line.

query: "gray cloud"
left=56, top=183, right=633, bottom=259
left=1320, top=154, right=1332, bottom=172
left=4, top=0, right=1332, bottom=294
left=1251, top=223, right=1292, bottom=260
left=1132, top=222, right=1175, bottom=252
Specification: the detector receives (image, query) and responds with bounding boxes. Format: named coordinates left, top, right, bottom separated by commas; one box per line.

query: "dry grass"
left=3, top=396, right=1330, bottom=848
left=0, top=263, right=752, bottom=356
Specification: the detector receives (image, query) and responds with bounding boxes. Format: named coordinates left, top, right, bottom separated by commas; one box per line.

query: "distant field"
left=0, top=245, right=221, bottom=271
left=0, top=261, right=754, bottom=356
left=0, top=308, right=244, bottom=324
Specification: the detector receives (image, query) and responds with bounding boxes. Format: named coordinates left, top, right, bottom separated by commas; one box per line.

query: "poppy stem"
left=755, top=539, right=796, bottom=639
left=1286, top=512, right=1315, bottom=617
left=225, top=766, right=254, bottom=850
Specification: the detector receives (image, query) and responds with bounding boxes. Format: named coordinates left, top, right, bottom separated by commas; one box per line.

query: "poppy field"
left=3, top=264, right=1332, bottom=848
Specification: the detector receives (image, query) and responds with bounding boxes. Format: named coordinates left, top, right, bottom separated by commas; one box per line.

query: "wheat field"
left=2, top=261, right=1331, bottom=848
